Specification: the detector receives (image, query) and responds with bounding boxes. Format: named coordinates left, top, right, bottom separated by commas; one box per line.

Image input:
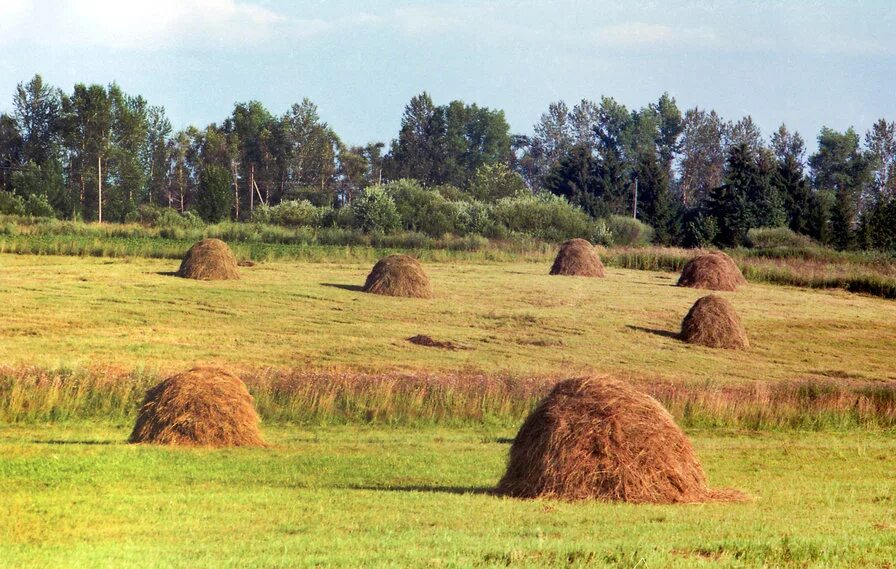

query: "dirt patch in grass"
left=407, top=335, right=466, bottom=351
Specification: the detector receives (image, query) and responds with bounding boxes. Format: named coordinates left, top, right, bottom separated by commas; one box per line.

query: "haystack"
left=680, top=294, right=749, bottom=349
left=362, top=254, right=432, bottom=298
left=677, top=251, right=745, bottom=291
left=549, top=238, right=605, bottom=277
left=497, top=377, right=739, bottom=503
left=129, top=367, right=264, bottom=447
left=177, top=238, right=240, bottom=281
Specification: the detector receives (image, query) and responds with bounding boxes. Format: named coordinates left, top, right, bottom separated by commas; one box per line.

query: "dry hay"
left=363, top=254, right=433, bottom=298
left=680, top=294, right=749, bottom=350
left=129, top=367, right=264, bottom=447
left=677, top=251, right=745, bottom=291
left=549, top=238, right=606, bottom=277
left=407, top=334, right=464, bottom=350
left=497, top=377, right=742, bottom=503
left=177, top=238, right=240, bottom=281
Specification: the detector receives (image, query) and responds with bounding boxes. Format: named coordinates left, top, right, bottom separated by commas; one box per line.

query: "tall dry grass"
left=2, top=366, right=895, bottom=430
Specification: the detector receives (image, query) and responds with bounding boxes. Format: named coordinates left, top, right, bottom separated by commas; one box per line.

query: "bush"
left=590, top=219, right=613, bottom=246
left=0, top=192, right=26, bottom=216
left=493, top=192, right=593, bottom=241
left=467, top=163, right=527, bottom=202
left=606, top=215, right=655, bottom=246
left=251, top=200, right=329, bottom=228
left=453, top=200, right=495, bottom=236
left=747, top=226, right=815, bottom=249
left=386, top=179, right=457, bottom=236
left=24, top=194, right=56, bottom=218
left=352, top=186, right=401, bottom=233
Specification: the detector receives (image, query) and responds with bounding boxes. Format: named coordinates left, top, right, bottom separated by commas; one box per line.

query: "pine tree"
left=633, top=150, right=673, bottom=243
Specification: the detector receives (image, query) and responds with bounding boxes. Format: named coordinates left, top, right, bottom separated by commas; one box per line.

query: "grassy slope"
left=1, top=425, right=895, bottom=568
left=1, top=254, right=895, bottom=383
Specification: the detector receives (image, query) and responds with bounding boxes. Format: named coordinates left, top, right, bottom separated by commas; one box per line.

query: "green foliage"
left=606, top=215, right=655, bottom=246
left=352, top=185, right=401, bottom=233
left=492, top=192, right=593, bottom=241
left=746, top=227, right=815, bottom=249
left=23, top=194, right=55, bottom=217
left=466, top=163, right=526, bottom=202
left=251, top=200, right=329, bottom=227
left=858, top=198, right=896, bottom=251
left=452, top=200, right=494, bottom=236
left=385, top=179, right=457, bottom=236
left=685, top=212, right=719, bottom=248
left=0, top=192, right=25, bottom=216
left=195, top=165, right=232, bottom=223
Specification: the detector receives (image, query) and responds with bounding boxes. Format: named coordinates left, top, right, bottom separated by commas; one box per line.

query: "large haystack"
left=677, top=251, right=745, bottom=291
left=362, top=254, right=433, bottom=298
left=129, top=367, right=264, bottom=447
left=497, top=377, right=738, bottom=503
left=177, top=238, right=240, bottom=281
left=549, top=238, right=606, bottom=277
left=681, top=294, right=749, bottom=349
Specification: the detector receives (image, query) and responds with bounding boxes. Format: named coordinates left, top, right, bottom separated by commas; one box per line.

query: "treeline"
left=1, top=74, right=895, bottom=251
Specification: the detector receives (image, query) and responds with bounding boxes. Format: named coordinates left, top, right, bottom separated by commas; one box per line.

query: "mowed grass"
left=0, top=424, right=894, bottom=568
left=1, top=254, right=895, bottom=383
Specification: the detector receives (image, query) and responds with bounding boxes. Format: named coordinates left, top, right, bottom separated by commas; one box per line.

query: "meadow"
left=1, top=247, right=895, bottom=567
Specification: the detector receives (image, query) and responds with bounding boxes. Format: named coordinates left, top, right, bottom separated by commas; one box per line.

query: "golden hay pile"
left=363, top=254, right=433, bottom=298
left=549, top=238, right=606, bottom=277
left=681, top=294, right=749, bottom=350
left=129, top=367, right=264, bottom=447
left=177, top=238, right=240, bottom=281
left=497, top=377, right=742, bottom=503
left=677, top=251, right=745, bottom=291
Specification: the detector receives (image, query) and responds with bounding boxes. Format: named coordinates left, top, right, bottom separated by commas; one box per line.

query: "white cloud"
left=0, top=0, right=328, bottom=50
left=590, top=21, right=718, bottom=49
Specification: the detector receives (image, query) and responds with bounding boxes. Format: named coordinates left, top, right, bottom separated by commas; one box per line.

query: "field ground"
left=1, top=254, right=895, bottom=383
left=1, top=425, right=895, bottom=568
left=2, top=252, right=896, bottom=567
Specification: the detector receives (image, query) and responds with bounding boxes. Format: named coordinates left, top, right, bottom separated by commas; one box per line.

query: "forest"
left=1, top=74, right=895, bottom=251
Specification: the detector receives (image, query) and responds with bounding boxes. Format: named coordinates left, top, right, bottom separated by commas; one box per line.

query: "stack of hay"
left=497, top=377, right=740, bottom=503
left=680, top=295, right=749, bottom=349
left=677, top=251, right=745, bottom=291
left=130, top=367, right=264, bottom=447
left=363, top=254, right=432, bottom=298
left=177, top=239, right=240, bottom=281
left=550, top=239, right=605, bottom=277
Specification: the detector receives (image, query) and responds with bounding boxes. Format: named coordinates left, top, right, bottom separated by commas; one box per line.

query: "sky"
left=0, top=0, right=894, bottom=149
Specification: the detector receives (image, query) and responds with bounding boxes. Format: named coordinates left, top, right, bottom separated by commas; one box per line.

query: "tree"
left=592, top=96, right=632, bottom=215
left=865, top=118, right=896, bottom=204
left=0, top=114, right=23, bottom=192
left=809, top=127, right=873, bottom=248
left=196, top=164, right=232, bottom=222
left=707, top=144, right=756, bottom=246
left=633, top=150, right=673, bottom=243
left=678, top=108, right=727, bottom=206
left=13, top=74, right=61, bottom=166
left=651, top=93, right=683, bottom=173
left=11, top=159, right=65, bottom=216
left=467, top=163, right=526, bottom=202
left=60, top=83, right=113, bottom=220
left=543, top=145, right=602, bottom=216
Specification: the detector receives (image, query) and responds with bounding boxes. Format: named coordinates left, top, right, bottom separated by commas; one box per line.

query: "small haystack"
left=497, top=377, right=739, bottom=503
left=129, top=367, right=264, bottom=447
left=363, top=254, right=433, bottom=298
left=681, top=294, right=749, bottom=349
left=549, top=238, right=606, bottom=277
left=177, top=238, right=240, bottom=281
left=677, top=251, right=745, bottom=291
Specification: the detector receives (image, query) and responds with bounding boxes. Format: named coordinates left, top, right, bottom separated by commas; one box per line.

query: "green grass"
left=1, top=424, right=895, bottom=568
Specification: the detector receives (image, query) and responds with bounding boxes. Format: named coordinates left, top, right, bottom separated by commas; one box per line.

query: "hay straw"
left=129, top=367, right=264, bottom=447
left=677, top=251, right=745, bottom=291
left=177, top=239, right=240, bottom=281
left=363, top=254, right=433, bottom=298
left=549, top=239, right=606, bottom=277
left=497, top=377, right=744, bottom=503
left=681, top=295, right=749, bottom=350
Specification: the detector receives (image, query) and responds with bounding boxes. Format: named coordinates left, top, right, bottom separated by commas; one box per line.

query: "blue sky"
left=0, top=0, right=894, bottom=149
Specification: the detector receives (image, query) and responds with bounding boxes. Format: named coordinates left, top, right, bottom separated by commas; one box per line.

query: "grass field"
left=1, top=254, right=895, bottom=382
left=2, top=251, right=896, bottom=567
left=2, top=425, right=895, bottom=568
